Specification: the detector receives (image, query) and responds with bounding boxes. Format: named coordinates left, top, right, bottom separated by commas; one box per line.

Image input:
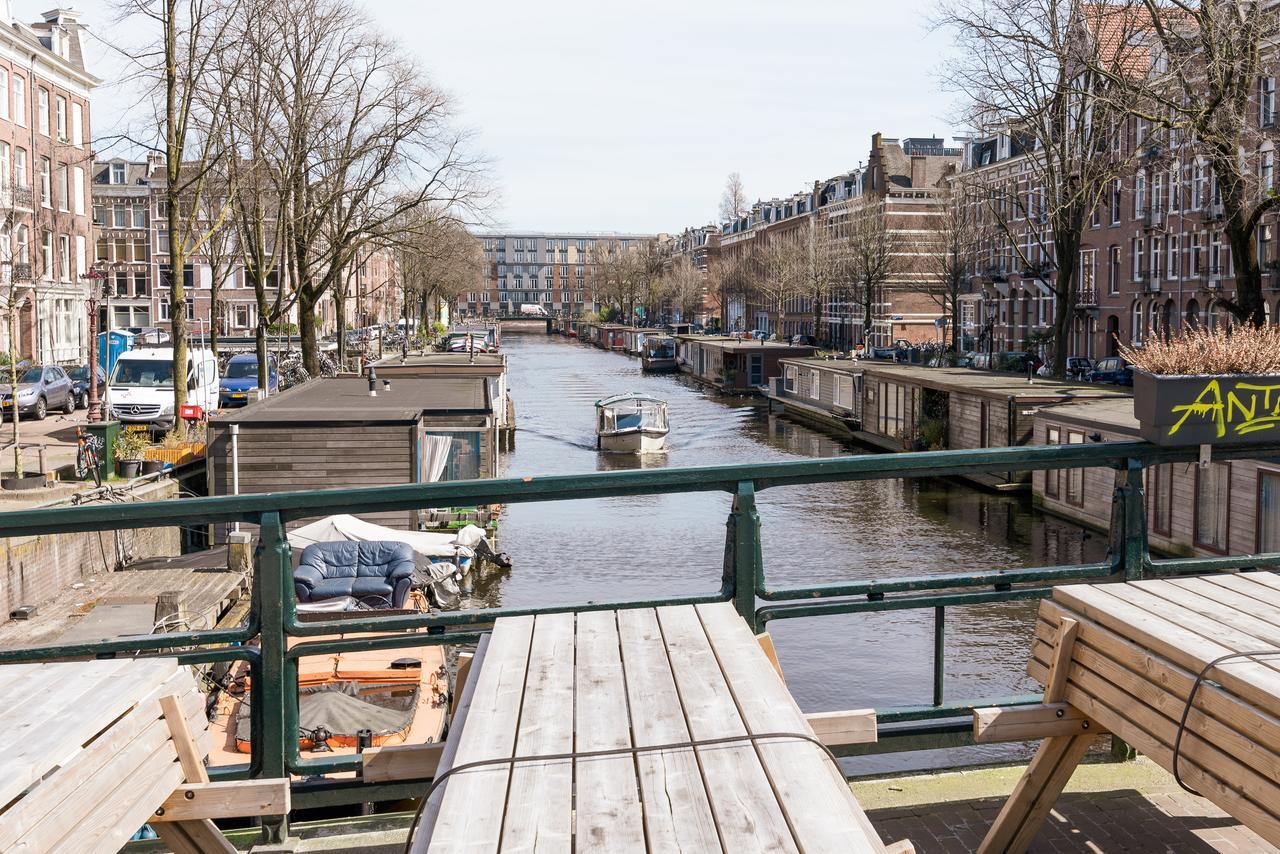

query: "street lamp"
left=80, top=262, right=107, bottom=423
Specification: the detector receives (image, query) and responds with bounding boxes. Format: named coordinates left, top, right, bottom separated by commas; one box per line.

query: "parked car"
left=219, top=353, right=280, bottom=407
left=1065, top=356, right=1094, bottom=382
left=0, top=365, right=74, bottom=420
left=748, top=329, right=768, bottom=340
left=67, top=364, right=106, bottom=409
left=1089, top=356, right=1133, bottom=385
left=970, top=352, right=991, bottom=370
left=790, top=334, right=818, bottom=347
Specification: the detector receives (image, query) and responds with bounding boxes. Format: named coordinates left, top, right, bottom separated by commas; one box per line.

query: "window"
left=132, top=206, right=146, bottom=228
left=92, top=204, right=104, bottom=226
left=1168, top=235, right=1180, bottom=280
left=1065, top=430, right=1086, bottom=507
left=72, top=166, right=83, bottom=215
left=36, top=87, right=48, bottom=135
left=40, top=230, right=51, bottom=278
left=58, top=234, right=69, bottom=281
left=38, top=157, right=50, bottom=206
left=1260, top=470, right=1280, bottom=554
left=1108, top=246, right=1120, bottom=294
left=807, top=369, right=821, bottom=401
left=1191, top=232, right=1202, bottom=276
left=784, top=365, right=797, bottom=392
left=15, top=226, right=28, bottom=263
left=94, top=236, right=107, bottom=262
left=13, top=148, right=25, bottom=188
left=233, top=303, right=252, bottom=329
left=836, top=375, right=853, bottom=410
left=111, top=163, right=125, bottom=185
left=11, top=76, right=23, bottom=127
left=54, top=96, right=65, bottom=139
left=878, top=381, right=908, bottom=437
left=55, top=162, right=67, bottom=211
left=1045, top=426, right=1061, bottom=498
left=1132, top=300, right=1144, bottom=343
left=1196, top=462, right=1231, bottom=552
left=158, top=298, right=195, bottom=322
left=1134, top=171, right=1146, bottom=218
left=0, top=69, right=8, bottom=121
left=0, top=142, right=8, bottom=191
left=1264, top=148, right=1276, bottom=193
left=132, top=237, right=148, bottom=263
left=1131, top=237, right=1144, bottom=280
left=1148, top=464, right=1172, bottom=536
left=1263, top=77, right=1277, bottom=126
left=1110, top=179, right=1122, bottom=224
left=1262, top=224, right=1275, bottom=269
left=112, top=206, right=127, bottom=228
left=71, top=102, right=82, bottom=146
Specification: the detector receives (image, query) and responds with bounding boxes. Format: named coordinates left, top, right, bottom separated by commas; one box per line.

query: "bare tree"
left=923, top=182, right=985, bottom=352
left=661, top=255, right=706, bottom=322
left=801, top=219, right=846, bottom=343
left=753, top=234, right=807, bottom=335
left=939, top=0, right=1142, bottom=374
left=708, top=251, right=755, bottom=332
left=586, top=239, right=644, bottom=321
left=841, top=201, right=900, bottom=346
left=395, top=210, right=483, bottom=336
left=719, top=172, right=748, bottom=223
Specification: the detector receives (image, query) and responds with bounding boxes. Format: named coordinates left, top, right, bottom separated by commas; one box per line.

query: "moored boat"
left=595, top=393, right=669, bottom=454
left=641, top=336, right=678, bottom=373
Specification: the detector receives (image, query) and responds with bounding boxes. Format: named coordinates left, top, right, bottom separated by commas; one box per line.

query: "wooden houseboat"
left=372, top=352, right=511, bottom=437
left=621, top=327, right=663, bottom=355
left=674, top=336, right=816, bottom=393
left=766, top=357, right=863, bottom=436
left=641, top=336, right=678, bottom=373
left=596, top=324, right=626, bottom=351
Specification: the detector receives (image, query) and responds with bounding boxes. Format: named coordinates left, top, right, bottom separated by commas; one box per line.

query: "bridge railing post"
left=722, top=479, right=763, bottom=632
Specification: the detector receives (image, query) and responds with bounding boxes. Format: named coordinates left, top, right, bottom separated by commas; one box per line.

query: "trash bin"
left=84, top=420, right=120, bottom=482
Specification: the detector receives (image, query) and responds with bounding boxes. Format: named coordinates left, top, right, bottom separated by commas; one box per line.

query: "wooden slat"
left=696, top=603, right=884, bottom=852
left=152, top=780, right=290, bottom=822
left=499, top=612, right=575, bottom=852
left=657, top=605, right=799, bottom=854
left=615, top=608, right=722, bottom=854
left=755, top=631, right=784, bottom=681
left=161, top=693, right=209, bottom=783
left=425, top=617, right=534, bottom=853
left=155, top=819, right=236, bottom=854
left=805, top=709, right=878, bottom=746
left=972, top=703, right=1099, bottom=744
left=1184, top=574, right=1280, bottom=629
left=573, top=610, right=645, bottom=852
left=1126, top=580, right=1280, bottom=652
left=361, top=742, right=445, bottom=783
left=451, top=651, right=475, bottom=715
left=411, top=635, right=489, bottom=851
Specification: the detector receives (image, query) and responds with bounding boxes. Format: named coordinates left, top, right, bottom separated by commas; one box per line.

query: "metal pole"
left=933, top=606, right=946, bottom=706
left=230, top=424, right=240, bottom=533
left=722, top=479, right=762, bottom=632
left=255, top=511, right=291, bottom=844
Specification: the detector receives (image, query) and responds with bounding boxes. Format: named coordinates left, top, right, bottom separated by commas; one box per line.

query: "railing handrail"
left=0, top=440, right=1265, bottom=537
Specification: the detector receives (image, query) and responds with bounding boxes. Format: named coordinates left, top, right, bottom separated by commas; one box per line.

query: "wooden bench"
left=977, top=573, right=1280, bottom=853
left=374, top=603, right=907, bottom=853
left=0, top=658, right=289, bottom=854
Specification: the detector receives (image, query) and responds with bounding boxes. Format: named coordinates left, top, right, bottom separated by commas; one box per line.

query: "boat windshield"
left=601, top=400, right=668, bottom=431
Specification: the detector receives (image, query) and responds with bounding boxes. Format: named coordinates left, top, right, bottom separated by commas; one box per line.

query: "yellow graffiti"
left=1168, top=379, right=1280, bottom=438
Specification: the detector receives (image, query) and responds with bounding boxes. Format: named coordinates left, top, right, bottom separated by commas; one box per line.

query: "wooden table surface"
left=1032, top=572, right=1280, bottom=847
left=415, top=602, right=885, bottom=853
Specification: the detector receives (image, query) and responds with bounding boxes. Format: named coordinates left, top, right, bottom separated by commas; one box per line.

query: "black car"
left=66, top=364, right=106, bottom=410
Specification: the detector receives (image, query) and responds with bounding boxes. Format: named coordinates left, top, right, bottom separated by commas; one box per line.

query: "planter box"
left=1133, top=369, right=1280, bottom=446
left=141, top=441, right=206, bottom=467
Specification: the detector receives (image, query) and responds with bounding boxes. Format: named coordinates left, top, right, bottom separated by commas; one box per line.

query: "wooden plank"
left=361, top=742, right=445, bottom=783
left=155, top=820, right=236, bottom=854
left=161, top=693, right=209, bottom=783
left=696, top=603, right=884, bottom=852
left=0, top=658, right=174, bottom=810
left=1189, top=574, right=1280, bottom=629
left=755, top=631, right=784, bottom=681
left=1126, top=579, right=1280, bottom=651
left=424, top=616, right=534, bottom=853
left=152, top=780, right=290, bottom=822
left=499, top=612, right=575, bottom=852
left=973, top=703, right=1099, bottom=744
left=656, top=605, right=799, bottom=854
left=1051, top=584, right=1280, bottom=712
left=451, top=651, right=474, bottom=715
left=805, top=709, right=878, bottom=746
left=1044, top=617, right=1078, bottom=703
left=411, top=635, right=489, bottom=851
left=574, top=610, right=645, bottom=852
left=615, top=608, right=722, bottom=854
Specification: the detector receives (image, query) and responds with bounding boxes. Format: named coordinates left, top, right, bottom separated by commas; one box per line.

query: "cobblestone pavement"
left=855, top=758, right=1275, bottom=853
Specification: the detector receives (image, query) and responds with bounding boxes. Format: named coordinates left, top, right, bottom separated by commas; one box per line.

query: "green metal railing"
left=2, top=440, right=1280, bottom=840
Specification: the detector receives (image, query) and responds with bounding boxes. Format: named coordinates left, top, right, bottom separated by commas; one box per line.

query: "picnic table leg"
left=979, top=618, right=1089, bottom=854
left=156, top=695, right=238, bottom=854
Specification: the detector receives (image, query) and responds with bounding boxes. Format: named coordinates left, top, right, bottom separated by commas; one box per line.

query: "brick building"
left=0, top=8, right=97, bottom=365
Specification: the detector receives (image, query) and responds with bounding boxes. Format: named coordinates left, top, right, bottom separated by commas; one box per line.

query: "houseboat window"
left=1195, top=462, right=1232, bottom=552
left=807, top=369, right=821, bottom=401
left=427, top=432, right=482, bottom=481
left=1258, top=470, right=1280, bottom=556
left=1045, top=426, right=1060, bottom=498
left=1065, top=430, right=1086, bottom=507
left=835, top=375, right=853, bottom=410
left=1147, top=463, right=1173, bottom=536
left=784, top=365, right=796, bottom=392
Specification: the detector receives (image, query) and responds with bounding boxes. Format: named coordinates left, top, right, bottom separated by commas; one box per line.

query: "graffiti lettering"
left=1168, top=379, right=1280, bottom=438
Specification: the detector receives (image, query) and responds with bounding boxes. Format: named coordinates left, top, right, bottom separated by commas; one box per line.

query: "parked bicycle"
left=74, top=425, right=102, bottom=488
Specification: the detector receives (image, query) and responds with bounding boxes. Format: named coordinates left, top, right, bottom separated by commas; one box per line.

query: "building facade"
left=0, top=8, right=97, bottom=365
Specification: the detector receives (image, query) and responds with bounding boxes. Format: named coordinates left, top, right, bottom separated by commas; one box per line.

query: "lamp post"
left=80, top=263, right=106, bottom=423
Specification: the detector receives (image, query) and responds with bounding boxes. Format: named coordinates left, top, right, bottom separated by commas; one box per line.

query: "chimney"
left=910, top=156, right=927, bottom=188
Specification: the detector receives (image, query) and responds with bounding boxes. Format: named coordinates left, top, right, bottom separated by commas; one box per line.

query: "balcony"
left=1142, top=207, right=1164, bottom=231
left=11, top=262, right=32, bottom=282
left=11, top=186, right=32, bottom=210
left=1076, top=286, right=1098, bottom=307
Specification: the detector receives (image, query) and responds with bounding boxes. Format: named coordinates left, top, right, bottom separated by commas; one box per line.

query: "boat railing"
left=1, top=441, right=1278, bottom=833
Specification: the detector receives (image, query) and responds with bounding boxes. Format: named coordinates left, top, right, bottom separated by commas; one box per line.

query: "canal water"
left=476, top=333, right=1108, bottom=773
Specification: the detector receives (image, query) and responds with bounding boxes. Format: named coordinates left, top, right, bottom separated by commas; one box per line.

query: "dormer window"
left=110, top=163, right=125, bottom=184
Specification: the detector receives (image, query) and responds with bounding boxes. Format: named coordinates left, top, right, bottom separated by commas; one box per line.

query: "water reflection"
left=481, top=334, right=1107, bottom=773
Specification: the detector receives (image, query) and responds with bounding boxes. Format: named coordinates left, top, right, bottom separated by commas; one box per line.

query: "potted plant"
left=1121, top=325, right=1280, bottom=446
left=113, top=430, right=149, bottom=478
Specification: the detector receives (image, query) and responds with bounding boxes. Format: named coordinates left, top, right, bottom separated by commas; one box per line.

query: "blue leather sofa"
left=294, top=541, right=417, bottom=609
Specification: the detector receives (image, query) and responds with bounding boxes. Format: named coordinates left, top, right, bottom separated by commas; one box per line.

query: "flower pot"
left=1133, top=369, right=1280, bottom=446
left=140, top=459, right=166, bottom=475
left=116, top=459, right=142, bottom=478
left=2, top=472, right=45, bottom=490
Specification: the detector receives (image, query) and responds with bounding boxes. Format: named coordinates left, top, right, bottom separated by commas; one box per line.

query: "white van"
left=519, top=303, right=548, bottom=317
left=105, top=347, right=219, bottom=432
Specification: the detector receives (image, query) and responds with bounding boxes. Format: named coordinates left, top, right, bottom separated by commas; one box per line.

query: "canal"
left=477, top=333, right=1108, bottom=773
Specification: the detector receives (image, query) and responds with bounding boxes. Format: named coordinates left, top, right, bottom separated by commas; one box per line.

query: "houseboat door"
left=748, top=353, right=763, bottom=386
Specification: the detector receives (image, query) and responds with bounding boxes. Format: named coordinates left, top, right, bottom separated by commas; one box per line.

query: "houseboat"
left=596, top=324, right=626, bottom=351
left=595, top=393, right=669, bottom=454
left=641, top=336, right=678, bottom=373
left=767, top=357, right=863, bottom=436
left=373, top=352, right=513, bottom=445
left=622, top=327, right=663, bottom=355
left=675, top=336, right=816, bottom=394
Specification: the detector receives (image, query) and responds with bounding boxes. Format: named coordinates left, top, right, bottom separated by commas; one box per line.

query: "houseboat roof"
left=778, top=356, right=863, bottom=375
left=676, top=336, right=817, bottom=353
left=210, top=377, right=492, bottom=426
left=1032, top=396, right=1142, bottom=434
left=853, top=363, right=1133, bottom=402
left=372, top=352, right=505, bottom=369
left=596, top=393, right=666, bottom=408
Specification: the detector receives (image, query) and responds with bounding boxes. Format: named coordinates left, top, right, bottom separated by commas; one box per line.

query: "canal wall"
left=0, top=478, right=181, bottom=621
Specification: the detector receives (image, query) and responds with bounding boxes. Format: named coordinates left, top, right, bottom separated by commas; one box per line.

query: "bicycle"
left=75, top=426, right=102, bottom=488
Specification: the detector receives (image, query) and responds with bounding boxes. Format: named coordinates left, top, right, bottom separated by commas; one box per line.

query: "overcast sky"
left=57, top=0, right=960, bottom=234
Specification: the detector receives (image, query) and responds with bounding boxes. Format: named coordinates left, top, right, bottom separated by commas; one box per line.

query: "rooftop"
left=854, top=363, right=1134, bottom=400
left=676, top=335, right=817, bottom=353
left=371, top=353, right=505, bottom=369
left=209, top=377, right=491, bottom=425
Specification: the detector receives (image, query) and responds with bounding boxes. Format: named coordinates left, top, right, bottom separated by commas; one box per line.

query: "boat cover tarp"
left=288, top=514, right=484, bottom=558
left=235, top=681, right=417, bottom=741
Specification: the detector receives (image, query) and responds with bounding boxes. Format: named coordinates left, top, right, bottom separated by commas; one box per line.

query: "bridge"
left=2, top=440, right=1277, bottom=843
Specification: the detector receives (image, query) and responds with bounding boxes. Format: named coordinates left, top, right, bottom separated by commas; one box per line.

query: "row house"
left=660, top=224, right=720, bottom=324
left=0, top=9, right=96, bottom=365
left=463, top=232, right=657, bottom=318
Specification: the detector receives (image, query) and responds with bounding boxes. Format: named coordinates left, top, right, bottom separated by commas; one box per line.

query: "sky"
left=55, top=0, right=960, bottom=234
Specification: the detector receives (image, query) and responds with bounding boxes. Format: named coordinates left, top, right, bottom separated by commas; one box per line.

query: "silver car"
left=0, top=365, right=74, bottom=420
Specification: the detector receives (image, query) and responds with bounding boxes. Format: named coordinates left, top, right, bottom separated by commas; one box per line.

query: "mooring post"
left=722, top=479, right=763, bottom=632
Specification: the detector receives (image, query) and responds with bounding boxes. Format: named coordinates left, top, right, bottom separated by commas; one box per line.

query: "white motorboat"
left=595, top=393, right=669, bottom=454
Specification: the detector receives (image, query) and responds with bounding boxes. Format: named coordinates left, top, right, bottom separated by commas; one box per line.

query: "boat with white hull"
left=595, top=393, right=669, bottom=454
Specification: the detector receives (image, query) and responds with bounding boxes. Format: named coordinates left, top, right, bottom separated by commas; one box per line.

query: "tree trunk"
left=950, top=284, right=961, bottom=353
left=165, top=0, right=187, bottom=423
left=334, top=284, right=346, bottom=367
left=1224, top=215, right=1267, bottom=326
left=298, top=288, right=318, bottom=375
left=8, top=301, right=20, bottom=477
left=1051, top=232, right=1081, bottom=378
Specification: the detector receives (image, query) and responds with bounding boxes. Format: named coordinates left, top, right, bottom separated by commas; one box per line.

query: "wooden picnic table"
left=410, top=602, right=895, bottom=853
left=982, top=571, right=1280, bottom=852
